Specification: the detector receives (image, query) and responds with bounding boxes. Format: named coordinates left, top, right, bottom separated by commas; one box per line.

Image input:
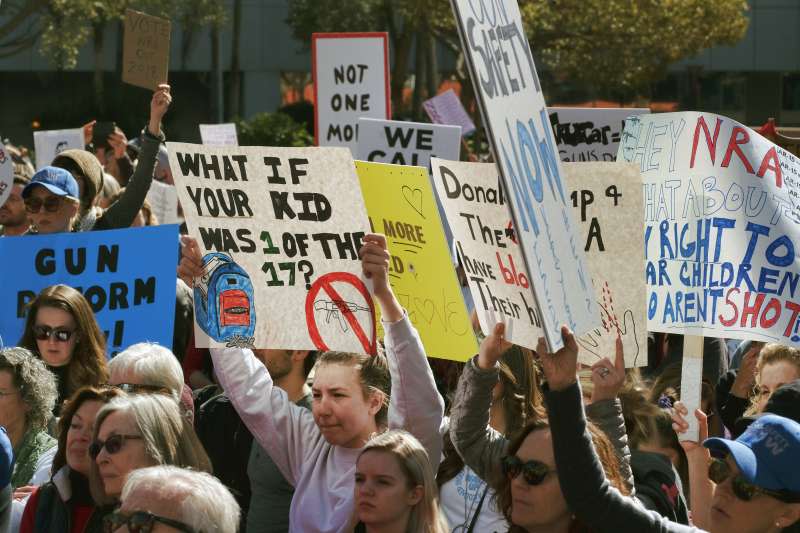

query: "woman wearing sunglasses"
left=19, top=285, right=108, bottom=412
left=540, top=330, right=800, bottom=533
left=18, top=386, right=123, bottom=533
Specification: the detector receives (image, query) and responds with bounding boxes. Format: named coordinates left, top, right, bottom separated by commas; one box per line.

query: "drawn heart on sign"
left=401, top=186, right=425, bottom=219
left=413, top=298, right=436, bottom=325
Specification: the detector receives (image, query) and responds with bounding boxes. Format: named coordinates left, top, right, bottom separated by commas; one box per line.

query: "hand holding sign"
left=360, top=233, right=402, bottom=323
left=476, top=322, right=512, bottom=370
left=177, top=235, right=204, bottom=286
left=589, top=337, right=626, bottom=404
left=149, top=84, right=172, bottom=136
left=539, top=326, right=580, bottom=392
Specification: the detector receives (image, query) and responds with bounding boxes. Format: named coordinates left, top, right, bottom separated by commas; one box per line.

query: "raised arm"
left=449, top=322, right=512, bottom=486
left=671, top=402, right=715, bottom=530
left=361, top=234, right=445, bottom=468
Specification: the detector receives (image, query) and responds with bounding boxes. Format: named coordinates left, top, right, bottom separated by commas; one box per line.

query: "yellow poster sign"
left=356, top=161, right=477, bottom=361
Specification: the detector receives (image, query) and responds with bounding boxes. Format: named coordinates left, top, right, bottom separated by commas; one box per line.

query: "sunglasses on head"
left=103, top=510, right=195, bottom=533
left=502, top=455, right=553, bottom=486
left=24, top=195, right=67, bottom=213
left=709, top=458, right=800, bottom=503
left=33, top=325, right=75, bottom=342
left=89, top=434, right=142, bottom=460
left=112, top=383, right=171, bottom=395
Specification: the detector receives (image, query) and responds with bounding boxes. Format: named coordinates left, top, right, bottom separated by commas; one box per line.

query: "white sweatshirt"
left=210, top=314, right=445, bottom=533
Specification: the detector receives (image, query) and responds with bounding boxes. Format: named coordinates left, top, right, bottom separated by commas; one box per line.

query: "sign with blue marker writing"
left=618, top=111, right=800, bottom=345
left=450, top=0, right=599, bottom=349
left=0, top=225, right=178, bottom=356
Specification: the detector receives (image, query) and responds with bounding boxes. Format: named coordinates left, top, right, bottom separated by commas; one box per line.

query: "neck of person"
left=2, top=223, right=28, bottom=237
left=273, top=367, right=309, bottom=403
left=489, top=399, right=507, bottom=435
left=523, top=514, right=573, bottom=533
left=364, top=512, right=412, bottom=533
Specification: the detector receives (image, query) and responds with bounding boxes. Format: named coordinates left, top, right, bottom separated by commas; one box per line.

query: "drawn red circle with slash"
left=305, top=272, right=377, bottom=355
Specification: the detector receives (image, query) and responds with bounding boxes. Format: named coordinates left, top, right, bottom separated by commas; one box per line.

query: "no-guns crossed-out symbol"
left=305, top=272, right=377, bottom=355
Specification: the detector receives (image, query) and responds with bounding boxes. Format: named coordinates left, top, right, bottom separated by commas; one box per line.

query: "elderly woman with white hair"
left=107, top=465, right=240, bottom=533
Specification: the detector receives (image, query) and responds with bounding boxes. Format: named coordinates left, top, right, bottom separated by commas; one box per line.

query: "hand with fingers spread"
left=359, top=233, right=403, bottom=322
left=670, top=400, right=710, bottom=457
left=476, top=322, right=512, bottom=370
left=590, top=336, right=626, bottom=403
left=730, top=342, right=763, bottom=399
left=538, top=326, right=581, bottom=391
left=148, top=83, right=172, bottom=136
left=108, top=127, right=129, bottom=160
left=177, top=235, right=204, bottom=287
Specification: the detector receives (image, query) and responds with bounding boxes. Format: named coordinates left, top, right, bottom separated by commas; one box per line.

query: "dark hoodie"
left=630, top=450, right=690, bottom=525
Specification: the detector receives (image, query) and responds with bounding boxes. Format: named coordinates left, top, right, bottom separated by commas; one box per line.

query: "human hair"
left=316, top=350, right=391, bottom=428
left=89, top=394, right=212, bottom=504
left=19, top=284, right=109, bottom=400
left=52, top=385, right=124, bottom=473
left=0, top=347, right=58, bottom=431
left=647, top=362, right=715, bottom=414
left=497, top=418, right=630, bottom=532
left=108, top=190, right=158, bottom=226
left=122, top=466, right=240, bottom=533
left=745, top=343, right=800, bottom=416
left=303, top=350, right=319, bottom=379
left=108, top=343, right=184, bottom=399
left=356, top=430, right=448, bottom=533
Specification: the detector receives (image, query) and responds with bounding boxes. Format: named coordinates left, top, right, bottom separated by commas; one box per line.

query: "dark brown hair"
left=19, top=285, right=109, bottom=404
left=316, top=350, right=391, bottom=427
left=52, top=385, right=124, bottom=473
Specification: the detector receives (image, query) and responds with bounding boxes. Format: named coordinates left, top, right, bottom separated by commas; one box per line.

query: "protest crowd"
left=1, top=3, right=800, bottom=533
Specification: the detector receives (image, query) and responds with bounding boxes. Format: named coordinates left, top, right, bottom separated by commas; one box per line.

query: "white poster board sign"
left=33, top=129, right=84, bottom=170
left=357, top=118, right=461, bottom=171
left=618, top=111, right=800, bottom=346
left=0, top=146, right=13, bottom=208
left=423, top=89, right=476, bottom=136
left=563, top=162, right=647, bottom=367
left=199, top=123, right=239, bottom=146
left=146, top=179, right=180, bottom=225
left=312, top=32, right=390, bottom=155
left=168, top=143, right=375, bottom=354
left=450, top=0, right=599, bottom=349
left=431, top=157, right=544, bottom=351
left=549, top=108, right=650, bottom=163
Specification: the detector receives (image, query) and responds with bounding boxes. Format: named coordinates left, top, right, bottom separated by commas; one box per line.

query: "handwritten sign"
left=549, top=108, right=650, bottom=163
left=431, top=157, right=543, bottom=350
left=122, top=9, right=171, bottom=90
left=200, top=123, right=239, bottom=146
left=167, top=142, right=375, bottom=354
left=357, top=118, right=461, bottom=171
left=312, top=32, right=390, bottom=154
left=0, top=145, right=12, bottom=208
left=0, top=226, right=178, bottom=356
left=563, top=162, right=646, bottom=367
left=33, top=129, right=84, bottom=170
left=618, top=111, right=800, bottom=346
left=450, top=0, right=599, bottom=349
left=356, top=161, right=475, bottom=361
left=423, top=89, right=476, bottom=136
left=146, top=180, right=180, bottom=225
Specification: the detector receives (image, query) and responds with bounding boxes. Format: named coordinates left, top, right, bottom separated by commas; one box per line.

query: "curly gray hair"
left=0, top=347, right=58, bottom=431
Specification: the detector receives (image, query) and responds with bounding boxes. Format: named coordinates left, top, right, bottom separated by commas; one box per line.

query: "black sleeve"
left=544, top=382, right=703, bottom=533
left=715, top=370, right=750, bottom=435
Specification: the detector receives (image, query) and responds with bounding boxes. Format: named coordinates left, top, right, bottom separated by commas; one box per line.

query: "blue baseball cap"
left=704, top=414, right=800, bottom=493
left=22, top=166, right=79, bottom=200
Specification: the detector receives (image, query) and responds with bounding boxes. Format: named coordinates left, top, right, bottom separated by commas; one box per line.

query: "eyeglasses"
left=33, top=325, right=76, bottom=342
left=709, top=458, right=800, bottom=503
left=24, top=196, right=67, bottom=214
left=112, top=383, right=170, bottom=395
left=502, top=455, right=553, bottom=486
left=103, top=510, right=195, bottom=533
left=89, top=434, right=142, bottom=460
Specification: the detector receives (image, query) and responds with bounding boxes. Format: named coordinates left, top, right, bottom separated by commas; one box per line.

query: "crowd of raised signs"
left=0, top=72, right=799, bottom=533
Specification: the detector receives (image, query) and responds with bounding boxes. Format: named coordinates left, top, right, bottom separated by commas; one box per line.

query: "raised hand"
left=671, top=400, right=710, bottom=456
left=539, top=326, right=580, bottom=391
left=730, top=341, right=763, bottom=398
left=590, top=336, right=626, bottom=403
left=148, top=83, right=172, bottom=136
left=82, top=120, right=96, bottom=146
left=359, top=233, right=402, bottom=322
left=177, top=235, right=204, bottom=287
left=108, top=127, right=129, bottom=160
left=477, top=322, right=512, bottom=370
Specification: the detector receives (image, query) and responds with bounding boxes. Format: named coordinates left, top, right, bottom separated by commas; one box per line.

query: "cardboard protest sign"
left=146, top=180, right=180, bottom=225
left=0, top=145, right=12, bottom=208
left=549, top=108, right=650, bottom=163
left=356, top=161, right=476, bottom=361
left=167, top=142, right=375, bottom=354
left=0, top=225, right=178, bottom=355
left=357, top=118, right=461, bottom=171
left=122, top=9, right=171, bottom=90
left=423, top=89, right=476, bottom=137
left=312, top=33, right=390, bottom=154
left=33, top=129, right=84, bottom=170
left=618, top=111, right=800, bottom=346
left=563, top=162, right=647, bottom=367
left=431, top=158, right=544, bottom=351
left=200, top=123, right=239, bottom=146
left=450, top=0, right=599, bottom=349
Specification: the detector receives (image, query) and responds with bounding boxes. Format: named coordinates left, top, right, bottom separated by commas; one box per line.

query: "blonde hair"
left=354, top=430, right=448, bottom=533
left=745, top=343, right=800, bottom=416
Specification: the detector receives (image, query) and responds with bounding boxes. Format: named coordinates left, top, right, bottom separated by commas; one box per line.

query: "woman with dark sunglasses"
left=540, top=329, right=800, bottom=533
left=19, top=285, right=108, bottom=412
left=18, top=386, right=123, bottom=533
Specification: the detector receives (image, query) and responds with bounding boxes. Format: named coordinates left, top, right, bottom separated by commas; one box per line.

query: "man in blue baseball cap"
left=21, top=166, right=80, bottom=234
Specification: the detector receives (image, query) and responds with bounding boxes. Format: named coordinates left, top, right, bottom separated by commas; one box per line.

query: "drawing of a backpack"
left=194, top=253, right=256, bottom=342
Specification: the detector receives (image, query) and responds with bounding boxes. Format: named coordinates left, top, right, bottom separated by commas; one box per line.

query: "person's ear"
left=406, top=485, right=423, bottom=506
left=367, top=390, right=384, bottom=417
left=774, top=503, right=800, bottom=530
left=291, top=350, right=309, bottom=363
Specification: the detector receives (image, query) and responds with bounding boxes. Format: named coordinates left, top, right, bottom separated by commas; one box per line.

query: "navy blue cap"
left=705, top=414, right=800, bottom=492
left=22, top=166, right=79, bottom=199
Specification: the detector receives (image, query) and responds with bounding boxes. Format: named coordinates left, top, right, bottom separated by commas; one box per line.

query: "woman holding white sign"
left=178, top=233, right=445, bottom=533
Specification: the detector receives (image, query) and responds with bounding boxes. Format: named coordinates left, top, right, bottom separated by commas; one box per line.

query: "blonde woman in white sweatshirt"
left=178, top=233, right=445, bottom=533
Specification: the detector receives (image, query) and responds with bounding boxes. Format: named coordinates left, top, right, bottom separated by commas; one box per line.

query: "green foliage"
left=286, top=0, right=384, bottom=45
left=236, top=111, right=314, bottom=148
